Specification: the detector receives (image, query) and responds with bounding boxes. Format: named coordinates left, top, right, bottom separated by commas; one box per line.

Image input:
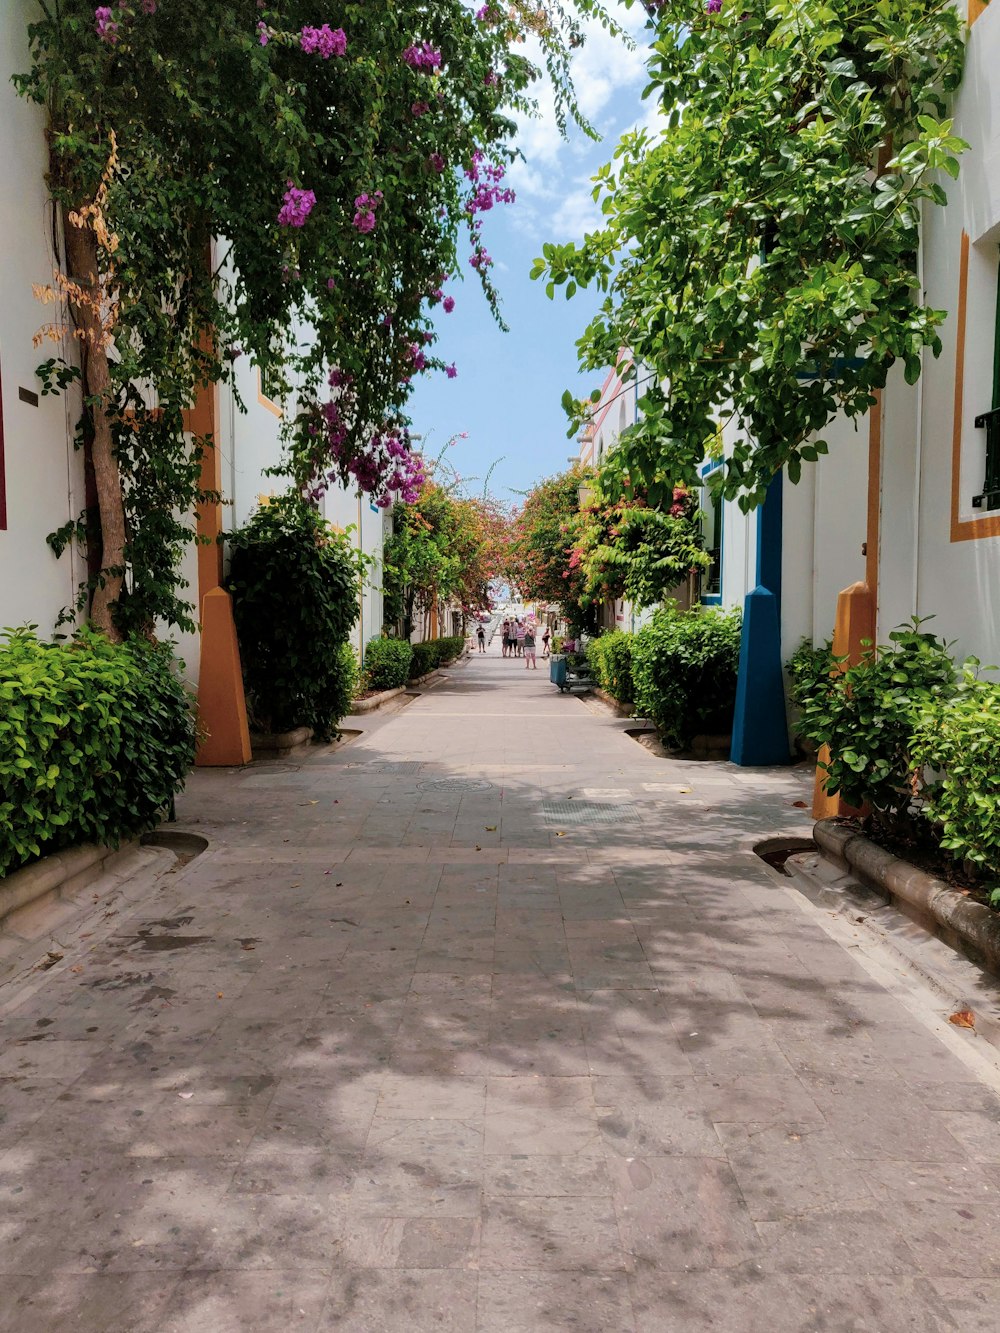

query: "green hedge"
left=912, top=677, right=1000, bottom=880
left=796, top=621, right=957, bottom=819
left=363, top=637, right=413, bottom=692
left=409, top=635, right=466, bottom=679
left=0, top=627, right=195, bottom=877
left=631, top=605, right=742, bottom=749
left=587, top=631, right=635, bottom=707
left=795, top=620, right=1000, bottom=883
left=228, top=493, right=360, bottom=739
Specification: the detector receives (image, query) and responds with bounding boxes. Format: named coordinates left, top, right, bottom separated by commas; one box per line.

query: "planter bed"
left=351, top=685, right=408, bottom=715
left=624, top=725, right=733, bottom=762
left=812, top=818, right=1000, bottom=977
left=250, top=725, right=313, bottom=758
left=1, top=840, right=140, bottom=932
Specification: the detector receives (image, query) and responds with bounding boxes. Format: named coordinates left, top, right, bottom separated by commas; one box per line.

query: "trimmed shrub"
left=797, top=621, right=957, bottom=820
left=409, top=635, right=466, bottom=679
left=437, top=635, right=466, bottom=665
left=912, top=676, right=1000, bottom=880
left=228, top=493, right=361, bottom=739
left=631, top=605, right=742, bottom=749
left=409, top=640, right=438, bottom=678
left=363, top=637, right=413, bottom=692
left=587, top=631, right=635, bottom=707
left=786, top=638, right=834, bottom=713
left=0, top=627, right=195, bottom=876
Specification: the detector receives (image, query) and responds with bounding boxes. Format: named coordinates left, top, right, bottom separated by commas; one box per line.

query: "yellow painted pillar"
left=812, top=581, right=875, bottom=818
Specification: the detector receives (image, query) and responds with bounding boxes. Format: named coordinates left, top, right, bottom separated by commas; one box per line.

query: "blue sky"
left=408, top=3, right=657, bottom=505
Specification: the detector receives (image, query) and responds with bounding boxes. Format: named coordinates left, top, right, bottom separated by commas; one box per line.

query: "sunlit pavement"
left=2, top=645, right=999, bottom=1330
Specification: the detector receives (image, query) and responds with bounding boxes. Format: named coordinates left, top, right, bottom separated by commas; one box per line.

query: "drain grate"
left=541, top=800, right=640, bottom=825
left=418, top=777, right=494, bottom=793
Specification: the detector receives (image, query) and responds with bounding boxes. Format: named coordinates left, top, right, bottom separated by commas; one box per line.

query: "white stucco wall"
left=0, top=3, right=85, bottom=636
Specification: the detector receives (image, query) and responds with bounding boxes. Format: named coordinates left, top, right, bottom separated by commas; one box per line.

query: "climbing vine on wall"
left=15, top=0, right=620, bottom=636
left=536, top=0, right=968, bottom=510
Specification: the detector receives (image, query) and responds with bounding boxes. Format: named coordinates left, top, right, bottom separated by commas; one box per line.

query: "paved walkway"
left=3, top=646, right=1000, bottom=1330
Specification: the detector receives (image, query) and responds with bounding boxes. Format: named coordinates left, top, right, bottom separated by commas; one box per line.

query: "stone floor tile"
left=629, top=1270, right=955, bottom=1333
left=319, top=1269, right=478, bottom=1330
left=158, top=1270, right=330, bottom=1332
left=608, top=1155, right=760, bottom=1271
left=864, top=1161, right=1000, bottom=1278
left=477, top=1271, right=636, bottom=1331
left=480, top=1195, right=627, bottom=1271
left=342, top=1215, right=480, bottom=1269
left=0, top=1273, right=181, bottom=1333
left=594, top=1075, right=724, bottom=1157
left=483, top=1153, right=610, bottom=1198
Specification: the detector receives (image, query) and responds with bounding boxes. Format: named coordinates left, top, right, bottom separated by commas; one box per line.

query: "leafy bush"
left=587, top=631, right=635, bottom=706
left=786, top=638, right=835, bottom=712
left=410, top=641, right=438, bottom=678
left=329, top=640, right=360, bottom=726
left=408, top=635, right=466, bottom=679
left=797, top=621, right=957, bottom=820
left=437, top=636, right=466, bottom=665
left=631, top=605, right=742, bottom=749
left=228, top=493, right=361, bottom=739
left=363, top=637, right=413, bottom=693
left=911, top=675, right=1000, bottom=878
left=0, top=627, right=195, bottom=876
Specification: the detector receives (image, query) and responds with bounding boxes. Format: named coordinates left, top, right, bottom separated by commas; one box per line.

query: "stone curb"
left=814, top=818, right=1000, bottom=974
left=592, top=687, right=634, bottom=718
left=0, top=840, right=140, bottom=930
left=350, top=685, right=408, bottom=715
left=251, top=725, right=313, bottom=757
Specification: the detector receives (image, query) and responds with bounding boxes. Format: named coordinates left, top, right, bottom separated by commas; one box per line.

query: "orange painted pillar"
left=196, top=587, right=252, bottom=765
left=812, top=581, right=875, bottom=818
left=186, top=368, right=251, bottom=767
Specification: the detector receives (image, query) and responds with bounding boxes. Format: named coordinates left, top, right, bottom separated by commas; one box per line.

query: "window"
left=0, top=359, right=6, bottom=531
left=973, top=250, right=1000, bottom=513
left=699, top=459, right=724, bottom=604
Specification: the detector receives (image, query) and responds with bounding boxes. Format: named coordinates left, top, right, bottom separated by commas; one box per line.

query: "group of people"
left=497, top=616, right=549, bottom=668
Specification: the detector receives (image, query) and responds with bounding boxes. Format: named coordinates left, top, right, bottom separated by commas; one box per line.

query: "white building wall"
left=0, top=3, right=85, bottom=635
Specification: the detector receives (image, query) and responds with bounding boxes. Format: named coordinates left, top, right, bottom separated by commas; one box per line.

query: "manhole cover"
left=417, top=778, right=494, bottom=793
left=541, top=801, right=640, bottom=825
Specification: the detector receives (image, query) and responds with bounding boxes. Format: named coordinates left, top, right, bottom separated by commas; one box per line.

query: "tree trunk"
left=62, top=212, right=126, bottom=641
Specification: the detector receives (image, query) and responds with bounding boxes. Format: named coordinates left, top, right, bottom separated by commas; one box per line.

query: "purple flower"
left=445, top=364, right=458, bottom=379
left=443, top=296, right=455, bottom=313
left=141, top=0, right=157, bottom=13
left=403, top=41, right=441, bottom=70
left=705, top=0, right=722, bottom=10
left=257, top=20, right=269, bottom=45
left=277, top=183, right=316, bottom=227
left=428, top=153, right=446, bottom=174
left=300, top=24, right=347, bottom=58
left=484, top=71, right=498, bottom=87
left=327, top=277, right=336, bottom=290
left=95, top=6, right=119, bottom=42
left=411, top=101, right=430, bottom=116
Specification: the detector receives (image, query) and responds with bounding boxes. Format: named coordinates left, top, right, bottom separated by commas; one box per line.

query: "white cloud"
left=550, top=178, right=603, bottom=241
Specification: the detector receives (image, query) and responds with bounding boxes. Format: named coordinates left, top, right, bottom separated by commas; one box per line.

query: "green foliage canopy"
left=536, top=0, right=967, bottom=509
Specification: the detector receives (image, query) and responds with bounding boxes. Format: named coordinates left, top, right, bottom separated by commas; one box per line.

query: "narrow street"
left=2, top=646, right=1000, bottom=1331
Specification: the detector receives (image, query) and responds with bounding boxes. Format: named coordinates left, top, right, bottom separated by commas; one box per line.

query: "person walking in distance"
left=523, top=621, right=537, bottom=669
left=541, top=625, right=551, bottom=659
left=501, top=619, right=510, bottom=658
left=476, top=624, right=486, bottom=653
left=515, top=618, right=526, bottom=658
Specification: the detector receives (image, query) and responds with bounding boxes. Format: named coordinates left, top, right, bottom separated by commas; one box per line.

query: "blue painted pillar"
left=730, top=473, right=790, bottom=766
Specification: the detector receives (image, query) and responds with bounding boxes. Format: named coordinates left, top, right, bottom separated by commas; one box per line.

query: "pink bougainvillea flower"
left=300, top=24, right=347, bottom=57
left=445, top=364, right=458, bottom=379
left=277, top=183, right=316, bottom=227
left=95, top=6, right=119, bottom=42
left=428, top=153, right=446, bottom=174
left=257, top=20, right=269, bottom=45
left=403, top=41, right=441, bottom=70
left=443, top=296, right=455, bottom=313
